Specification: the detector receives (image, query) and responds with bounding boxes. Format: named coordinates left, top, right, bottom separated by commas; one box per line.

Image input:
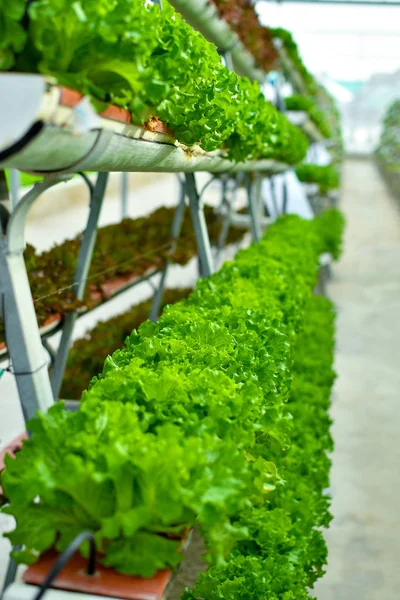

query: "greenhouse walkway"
left=315, top=158, right=400, bottom=600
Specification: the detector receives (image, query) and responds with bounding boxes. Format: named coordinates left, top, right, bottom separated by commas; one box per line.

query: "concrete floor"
left=315, top=159, right=400, bottom=600
left=1, top=159, right=400, bottom=597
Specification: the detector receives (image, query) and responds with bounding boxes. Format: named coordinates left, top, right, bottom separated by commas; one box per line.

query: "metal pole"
left=215, top=175, right=239, bottom=266
left=222, top=51, right=234, bottom=71
left=282, top=177, right=289, bottom=214
left=245, top=174, right=262, bottom=242
left=51, top=172, right=109, bottom=398
left=149, top=177, right=186, bottom=321
left=268, top=177, right=280, bottom=218
left=185, top=173, right=214, bottom=278
left=216, top=178, right=232, bottom=252
left=9, top=170, right=20, bottom=210
left=0, top=174, right=69, bottom=421
left=121, top=172, right=128, bottom=220
left=0, top=547, right=21, bottom=599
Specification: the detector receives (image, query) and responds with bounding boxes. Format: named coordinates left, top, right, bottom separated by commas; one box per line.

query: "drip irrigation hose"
left=33, top=531, right=96, bottom=600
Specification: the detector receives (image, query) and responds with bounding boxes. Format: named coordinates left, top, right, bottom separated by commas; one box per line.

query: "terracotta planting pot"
left=24, top=549, right=172, bottom=600
left=59, top=86, right=173, bottom=132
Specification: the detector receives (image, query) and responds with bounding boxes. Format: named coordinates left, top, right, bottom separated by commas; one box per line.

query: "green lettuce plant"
left=183, top=294, right=336, bottom=599
left=0, top=0, right=308, bottom=164
left=60, top=287, right=192, bottom=399
left=317, top=208, right=345, bottom=260
left=1, top=214, right=342, bottom=584
left=285, top=94, right=332, bottom=139
left=296, top=164, right=340, bottom=195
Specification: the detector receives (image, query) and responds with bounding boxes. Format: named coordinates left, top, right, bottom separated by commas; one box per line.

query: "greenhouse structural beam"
left=50, top=172, right=109, bottom=399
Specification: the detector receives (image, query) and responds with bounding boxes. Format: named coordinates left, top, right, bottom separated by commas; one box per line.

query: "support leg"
left=216, top=182, right=233, bottom=253
left=51, top=172, right=109, bottom=398
left=245, top=174, right=262, bottom=243
left=9, top=170, right=20, bottom=210
left=0, top=174, right=69, bottom=420
left=121, top=172, right=129, bottom=220
left=185, top=173, right=214, bottom=278
left=0, top=546, right=20, bottom=599
left=149, top=177, right=186, bottom=322
left=282, top=176, right=289, bottom=214
left=216, top=176, right=237, bottom=265
left=269, top=176, right=280, bottom=219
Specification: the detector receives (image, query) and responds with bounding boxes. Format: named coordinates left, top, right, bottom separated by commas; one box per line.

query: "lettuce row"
left=183, top=294, right=336, bottom=599
left=1, top=214, right=340, bottom=579
left=60, top=288, right=193, bottom=400
left=0, top=0, right=308, bottom=164
left=272, top=27, right=343, bottom=161
left=285, top=94, right=332, bottom=139
left=272, top=28, right=319, bottom=99
left=376, top=100, right=400, bottom=198
left=317, top=208, right=345, bottom=261
left=296, top=164, right=340, bottom=195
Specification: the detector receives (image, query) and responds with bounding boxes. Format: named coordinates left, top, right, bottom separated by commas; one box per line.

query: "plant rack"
left=286, top=110, right=326, bottom=144
left=0, top=72, right=284, bottom=419
left=274, top=42, right=309, bottom=96
left=0, top=74, right=287, bottom=176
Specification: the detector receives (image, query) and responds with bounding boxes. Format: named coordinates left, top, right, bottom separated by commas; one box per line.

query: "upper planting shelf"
left=286, top=111, right=326, bottom=144
left=168, top=0, right=265, bottom=82
left=0, top=74, right=288, bottom=176
left=275, top=43, right=309, bottom=97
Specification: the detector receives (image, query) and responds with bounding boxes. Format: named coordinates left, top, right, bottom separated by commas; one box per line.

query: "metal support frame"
left=50, top=172, right=109, bottom=398
left=0, top=546, right=20, bottom=600
left=216, top=177, right=234, bottom=256
left=282, top=177, right=289, bottom=214
left=185, top=173, right=214, bottom=278
left=9, top=170, right=20, bottom=210
left=270, top=71, right=286, bottom=114
left=267, top=177, right=279, bottom=218
left=0, top=171, right=70, bottom=421
left=245, top=173, right=263, bottom=242
left=149, top=177, right=186, bottom=321
left=221, top=51, right=235, bottom=72
left=121, top=172, right=129, bottom=220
